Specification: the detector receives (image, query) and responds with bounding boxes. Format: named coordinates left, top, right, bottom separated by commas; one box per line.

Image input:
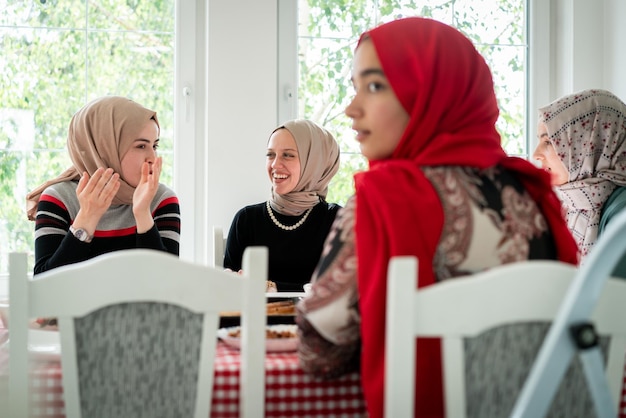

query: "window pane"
left=0, top=0, right=175, bottom=273
left=298, top=0, right=527, bottom=205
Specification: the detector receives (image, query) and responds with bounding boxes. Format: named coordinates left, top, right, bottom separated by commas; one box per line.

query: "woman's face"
left=121, top=119, right=159, bottom=187
left=345, top=38, right=409, bottom=161
left=266, top=128, right=301, bottom=195
left=532, top=121, right=569, bottom=186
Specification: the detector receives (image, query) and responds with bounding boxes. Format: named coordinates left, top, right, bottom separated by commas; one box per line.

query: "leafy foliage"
left=298, top=0, right=527, bottom=207
left=0, top=0, right=174, bottom=272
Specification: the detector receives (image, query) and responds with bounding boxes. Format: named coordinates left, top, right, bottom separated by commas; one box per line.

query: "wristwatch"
left=69, top=225, right=93, bottom=243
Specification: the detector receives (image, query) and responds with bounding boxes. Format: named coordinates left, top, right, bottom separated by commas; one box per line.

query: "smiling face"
left=532, top=121, right=569, bottom=186
left=120, top=119, right=160, bottom=187
left=266, top=128, right=301, bottom=195
left=344, top=38, right=410, bottom=161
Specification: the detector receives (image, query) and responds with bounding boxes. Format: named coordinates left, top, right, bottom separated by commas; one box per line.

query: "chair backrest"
left=9, top=247, right=267, bottom=418
left=384, top=258, right=626, bottom=417
left=213, top=226, right=226, bottom=268
left=512, top=207, right=626, bottom=418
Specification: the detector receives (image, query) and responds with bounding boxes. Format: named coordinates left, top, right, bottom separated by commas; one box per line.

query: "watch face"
left=71, top=226, right=92, bottom=242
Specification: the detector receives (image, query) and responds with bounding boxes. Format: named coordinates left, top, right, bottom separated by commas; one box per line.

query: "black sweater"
left=224, top=201, right=341, bottom=292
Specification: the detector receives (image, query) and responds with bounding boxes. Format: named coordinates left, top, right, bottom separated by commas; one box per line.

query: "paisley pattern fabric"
left=297, top=165, right=556, bottom=378
left=74, top=302, right=203, bottom=418
left=298, top=165, right=603, bottom=416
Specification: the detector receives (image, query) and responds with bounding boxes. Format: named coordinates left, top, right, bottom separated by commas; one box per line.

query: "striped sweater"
left=34, top=181, right=180, bottom=274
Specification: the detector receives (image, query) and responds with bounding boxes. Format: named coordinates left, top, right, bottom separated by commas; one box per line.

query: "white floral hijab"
left=540, top=89, right=626, bottom=258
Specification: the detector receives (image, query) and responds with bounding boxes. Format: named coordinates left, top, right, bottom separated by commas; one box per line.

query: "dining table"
left=0, top=319, right=367, bottom=418
left=2, top=318, right=626, bottom=417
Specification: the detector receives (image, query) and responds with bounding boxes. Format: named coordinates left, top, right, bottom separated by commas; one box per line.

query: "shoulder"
left=152, top=184, right=180, bottom=212
left=40, top=181, right=79, bottom=208
left=236, top=202, right=265, bottom=213
left=43, top=181, right=78, bottom=198
left=600, top=186, right=626, bottom=233
left=320, top=201, right=342, bottom=213
left=233, top=202, right=266, bottom=220
left=155, top=183, right=178, bottom=200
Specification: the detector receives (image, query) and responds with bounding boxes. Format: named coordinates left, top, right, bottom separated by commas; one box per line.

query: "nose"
left=271, top=156, right=282, bottom=168
left=532, top=144, right=543, bottom=161
left=345, top=95, right=361, bottom=119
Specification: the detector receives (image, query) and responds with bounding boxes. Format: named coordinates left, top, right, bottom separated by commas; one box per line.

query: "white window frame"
left=276, top=0, right=548, bottom=160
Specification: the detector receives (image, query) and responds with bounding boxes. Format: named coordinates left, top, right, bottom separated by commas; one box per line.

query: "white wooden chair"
left=384, top=257, right=626, bottom=417
left=213, top=226, right=226, bottom=268
left=511, top=208, right=626, bottom=418
left=9, top=247, right=267, bottom=418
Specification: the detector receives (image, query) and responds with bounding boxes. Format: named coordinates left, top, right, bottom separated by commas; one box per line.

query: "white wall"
left=605, top=0, right=626, bottom=99
left=176, top=0, right=278, bottom=264
left=205, top=0, right=278, bottom=264
left=528, top=0, right=624, bottom=154
left=549, top=0, right=624, bottom=101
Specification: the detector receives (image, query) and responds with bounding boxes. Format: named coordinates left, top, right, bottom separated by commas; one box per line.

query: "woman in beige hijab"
left=223, top=119, right=341, bottom=292
left=28, top=96, right=180, bottom=274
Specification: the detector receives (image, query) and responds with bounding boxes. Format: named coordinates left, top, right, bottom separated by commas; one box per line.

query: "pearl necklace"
left=266, top=200, right=313, bottom=231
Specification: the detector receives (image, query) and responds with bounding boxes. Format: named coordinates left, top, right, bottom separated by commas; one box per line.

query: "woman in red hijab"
left=297, top=17, right=578, bottom=417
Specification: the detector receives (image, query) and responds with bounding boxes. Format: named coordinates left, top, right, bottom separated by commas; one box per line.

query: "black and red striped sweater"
left=34, top=181, right=180, bottom=274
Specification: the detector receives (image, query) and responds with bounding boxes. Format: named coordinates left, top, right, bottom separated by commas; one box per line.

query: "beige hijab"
left=26, top=96, right=159, bottom=220
left=269, top=120, right=340, bottom=216
left=540, top=89, right=626, bottom=259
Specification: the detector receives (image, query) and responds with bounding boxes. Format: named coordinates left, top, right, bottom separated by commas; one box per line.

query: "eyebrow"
left=360, top=68, right=385, bottom=77
left=268, top=148, right=298, bottom=152
left=350, top=67, right=385, bottom=84
left=135, top=138, right=159, bottom=143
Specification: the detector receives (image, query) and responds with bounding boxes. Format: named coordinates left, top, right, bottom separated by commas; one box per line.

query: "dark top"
left=224, top=201, right=341, bottom=291
left=34, top=181, right=180, bottom=274
left=599, top=186, right=626, bottom=278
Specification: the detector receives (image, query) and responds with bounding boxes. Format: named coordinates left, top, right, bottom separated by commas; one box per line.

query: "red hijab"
left=353, top=17, right=578, bottom=418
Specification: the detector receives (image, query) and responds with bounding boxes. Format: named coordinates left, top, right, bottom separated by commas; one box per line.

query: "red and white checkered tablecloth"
left=211, top=343, right=365, bottom=417
left=0, top=325, right=367, bottom=418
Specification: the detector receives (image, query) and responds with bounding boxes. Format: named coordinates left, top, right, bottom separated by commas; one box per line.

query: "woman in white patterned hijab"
left=533, top=89, right=626, bottom=259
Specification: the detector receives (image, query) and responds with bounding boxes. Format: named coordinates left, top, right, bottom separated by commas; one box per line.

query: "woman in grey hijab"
left=224, top=119, right=341, bottom=292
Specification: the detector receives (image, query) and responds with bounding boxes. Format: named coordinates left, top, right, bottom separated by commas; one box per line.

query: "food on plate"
left=228, top=327, right=297, bottom=339
left=219, top=299, right=296, bottom=317
left=266, top=300, right=295, bottom=316
left=35, top=317, right=58, bottom=329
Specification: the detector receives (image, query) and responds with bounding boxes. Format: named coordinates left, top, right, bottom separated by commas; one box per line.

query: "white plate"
left=28, top=329, right=61, bottom=361
left=265, top=292, right=306, bottom=299
left=217, top=324, right=298, bottom=352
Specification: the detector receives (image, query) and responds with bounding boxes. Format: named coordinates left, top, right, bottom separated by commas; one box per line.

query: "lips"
left=353, top=129, right=369, bottom=142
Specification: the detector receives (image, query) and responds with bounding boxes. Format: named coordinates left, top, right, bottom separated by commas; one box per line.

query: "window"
left=0, top=0, right=175, bottom=272
left=0, top=0, right=535, bottom=274
left=287, top=0, right=528, bottom=205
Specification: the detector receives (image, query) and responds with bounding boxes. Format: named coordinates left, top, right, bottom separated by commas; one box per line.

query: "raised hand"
left=73, top=168, right=120, bottom=234
left=132, top=156, right=162, bottom=233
